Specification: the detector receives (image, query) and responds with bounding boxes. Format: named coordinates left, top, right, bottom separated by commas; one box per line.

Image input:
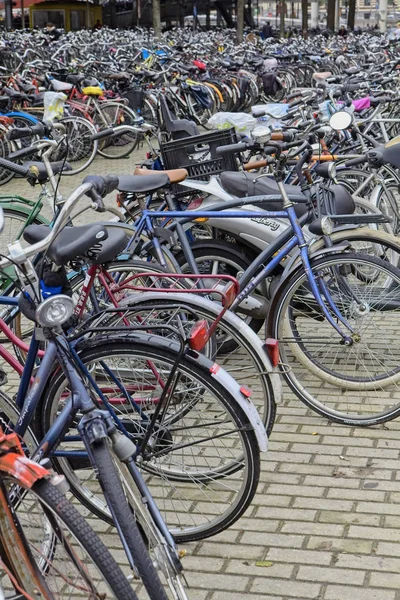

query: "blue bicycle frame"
left=125, top=193, right=354, bottom=342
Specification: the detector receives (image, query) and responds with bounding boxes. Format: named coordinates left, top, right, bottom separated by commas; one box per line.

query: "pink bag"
left=352, top=97, right=371, bottom=112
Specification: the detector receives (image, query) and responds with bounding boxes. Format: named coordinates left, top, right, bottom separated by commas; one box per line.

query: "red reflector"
left=240, top=385, right=252, bottom=398
left=210, top=363, right=220, bottom=374
left=188, top=320, right=209, bottom=352
left=265, top=338, right=279, bottom=367
left=146, top=152, right=151, bottom=159
left=223, top=282, right=236, bottom=308
left=187, top=197, right=204, bottom=210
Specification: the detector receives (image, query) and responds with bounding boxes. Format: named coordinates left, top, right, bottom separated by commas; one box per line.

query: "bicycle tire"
left=267, top=251, right=400, bottom=426
left=40, top=335, right=260, bottom=542
left=89, top=439, right=168, bottom=600
left=96, top=103, right=138, bottom=159
left=57, top=115, right=98, bottom=175
left=1, top=476, right=138, bottom=599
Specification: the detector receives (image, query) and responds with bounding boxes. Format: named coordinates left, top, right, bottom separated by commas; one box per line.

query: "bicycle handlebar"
left=344, top=155, right=367, bottom=167
left=0, top=175, right=119, bottom=270
left=0, top=156, right=31, bottom=177
left=7, top=122, right=46, bottom=140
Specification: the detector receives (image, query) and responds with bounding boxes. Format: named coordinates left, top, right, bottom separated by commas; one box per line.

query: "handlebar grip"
left=89, top=128, right=115, bottom=141
left=244, top=159, right=268, bottom=171
left=7, top=122, right=45, bottom=140
left=288, top=98, right=303, bottom=109
left=0, top=157, right=30, bottom=177
left=252, top=108, right=266, bottom=118
left=82, top=175, right=119, bottom=212
left=216, top=142, right=249, bottom=155
left=344, top=155, right=367, bottom=167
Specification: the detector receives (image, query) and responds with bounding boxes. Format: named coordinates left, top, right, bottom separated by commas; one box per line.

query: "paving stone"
left=325, top=585, right=395, bottom=600
left=297, top=565, right=365, bottom=585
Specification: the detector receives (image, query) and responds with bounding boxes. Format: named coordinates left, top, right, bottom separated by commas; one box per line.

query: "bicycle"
left=0, top=426, right=138, bottom=599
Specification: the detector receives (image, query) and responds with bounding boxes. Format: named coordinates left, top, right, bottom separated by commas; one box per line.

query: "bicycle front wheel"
left=267, top=252, right=400, bottom=426
left=0, top=476, right=138, bottom=599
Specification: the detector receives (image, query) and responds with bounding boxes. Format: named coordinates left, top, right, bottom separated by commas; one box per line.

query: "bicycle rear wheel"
left=267, top=251, right=400, bottom=425
left=40, top=335, right=261, bottom=542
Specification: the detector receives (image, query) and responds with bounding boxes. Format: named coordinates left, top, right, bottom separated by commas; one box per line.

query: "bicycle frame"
left=127, top=195, right=355, bottom=341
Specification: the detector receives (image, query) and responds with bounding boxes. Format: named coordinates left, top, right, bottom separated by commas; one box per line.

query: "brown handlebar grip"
left=270, top=132, right=284, bottom=141
left=310, top=154, right=339, bottom=162
left=244, top=159, right=268, bottom=171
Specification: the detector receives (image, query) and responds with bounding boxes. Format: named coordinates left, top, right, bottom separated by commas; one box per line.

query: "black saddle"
left=23, top=224, right=128, bottom=266
left=23, top=161, right=72, bottom=181
left=118, top=173, right=170, bottom=194
left=26, top=92, right=45, bottom=106
left=66, top=74, right=86, bottom=85
left=3, top=88, right=27, bottom=101
left=219, top=171, right=309, bottom=218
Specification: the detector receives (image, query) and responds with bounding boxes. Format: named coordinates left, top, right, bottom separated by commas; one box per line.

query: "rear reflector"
left=188, top=320, right=209, bottom=352
left=265, top=338, right=279, bottom=367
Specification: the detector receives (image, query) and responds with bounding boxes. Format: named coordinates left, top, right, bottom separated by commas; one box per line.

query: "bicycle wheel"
left=0, top=476, right=138, bottom=599
left=56, top=116, right=98, bottom=175
left=40, top=335, right=260, bottom=542
left=267, top=251, right=400, bottom=425
left=89, top=439, right=168, bottom=600
left=95, top=103, right=138, bottom=159
left=0, top=125, right=14, bottom=186
left=97, top=293, right=277, bottom=433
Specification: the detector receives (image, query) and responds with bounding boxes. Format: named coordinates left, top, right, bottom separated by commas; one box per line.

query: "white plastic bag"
left=43, top=91, right=67, bottom=122
left=251, top=103, right=288, bottom=129
left=207, top=112, right=257, bottom=135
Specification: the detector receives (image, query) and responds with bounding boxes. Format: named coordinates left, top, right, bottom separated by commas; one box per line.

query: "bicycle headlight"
left=35, top=295, right=74, bottom=327
left=327, top=162, right=337, bottom=179
left=321, top=216, right=334, bottom=235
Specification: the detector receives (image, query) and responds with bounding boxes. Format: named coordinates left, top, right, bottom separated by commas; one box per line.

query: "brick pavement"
left=1, top=150, right=400, bottom=600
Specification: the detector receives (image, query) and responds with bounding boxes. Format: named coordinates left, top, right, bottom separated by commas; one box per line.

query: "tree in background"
left=237, top=0, right=245, bottom=42
left=153, top=0, right=162, bottom=38
left=327, top=0, right=336, bottom=30
left=301, top=0, right=308, bottom=35
left=347, top=0, right=356, bottom=30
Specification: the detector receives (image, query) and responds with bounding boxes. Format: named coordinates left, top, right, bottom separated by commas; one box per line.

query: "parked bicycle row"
left=2, top=29, right=400, bottom=598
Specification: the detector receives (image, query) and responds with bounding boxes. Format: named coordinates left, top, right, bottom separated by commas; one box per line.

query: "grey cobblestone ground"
left=2, top=149, right=400, bottom=599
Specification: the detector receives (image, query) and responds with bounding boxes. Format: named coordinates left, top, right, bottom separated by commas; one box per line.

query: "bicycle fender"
left=209, top=361, right=268, bottom=452
left=280, top=243, right=351, bottom=283
left=114, top=291, right=282, bottom=403
left=0, top=453, right=49, bottom=488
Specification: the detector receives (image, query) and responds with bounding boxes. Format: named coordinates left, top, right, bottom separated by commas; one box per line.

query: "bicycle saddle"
left=133, top=167, right=188, bottom=184
left=66, top=74, right=86, bottom=85
left=26, top=92, right=45, bottom=106
left=23, top=224, right=128, bottom=266
left=22, top=161, right=73, bottom=181
left=219, top=172, right=308, bottom=218
left=50, top=79, right=73, bottom=92
left=118, top=173, right=170, bottom=194
left=16, top=81, right=37, bottom=94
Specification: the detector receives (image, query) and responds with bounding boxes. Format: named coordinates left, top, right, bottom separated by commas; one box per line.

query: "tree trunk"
left=280, top=0, right=285, bottom=36
left=301, top=0, right=308, bottom=35
left=347, top=0, right=355, bottom=29
left=237, top=0, right=245, bottom=42
left=153, top=0, right=162, bottom=38
left=327, top=0, right=335, bottom=30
